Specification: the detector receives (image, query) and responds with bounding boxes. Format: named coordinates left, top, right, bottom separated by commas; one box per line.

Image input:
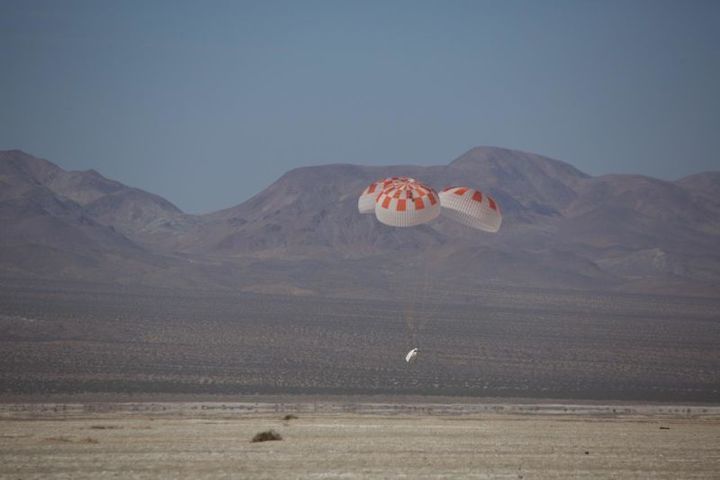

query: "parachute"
left=358, top=176, right=502, bottom=362
left=438, top=186, right=502, bottom=232
left=374, top=178, right=441, bottom=227
left=358, top=177, right=416, bottom=214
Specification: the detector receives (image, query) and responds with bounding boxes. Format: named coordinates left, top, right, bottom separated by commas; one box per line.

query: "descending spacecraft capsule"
left=405, top=348, right=418, bottom=363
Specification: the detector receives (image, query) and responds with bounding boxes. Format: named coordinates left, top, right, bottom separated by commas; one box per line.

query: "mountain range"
left=1, top=147, right=718, bottom=297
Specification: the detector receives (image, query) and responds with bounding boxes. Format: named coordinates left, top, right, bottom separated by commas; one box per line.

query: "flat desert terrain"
left=2, top=281, right=719, bottom=402
left=1, top=402, right=719, bottom=479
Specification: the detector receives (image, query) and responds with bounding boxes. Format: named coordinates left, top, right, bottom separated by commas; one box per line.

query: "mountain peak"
left=676, top=171, right=720, bottom=183
left=675, top=171, right=720, bottom=200
left=83, top=168, right=105, bottom=178
left=450, top=146, right=590, bottom=179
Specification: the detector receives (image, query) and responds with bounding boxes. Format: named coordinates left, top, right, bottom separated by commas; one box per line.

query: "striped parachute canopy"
left=438, top=186, right=502, bottom=232
left=358, top=177, right=416, bottom=214
left=373, top=178, right=441, bottom=227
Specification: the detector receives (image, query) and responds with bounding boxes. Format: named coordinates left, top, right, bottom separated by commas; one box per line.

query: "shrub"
left=283, top=414, right=298, bottom=421
left=251, top=429, right=282, bottom=443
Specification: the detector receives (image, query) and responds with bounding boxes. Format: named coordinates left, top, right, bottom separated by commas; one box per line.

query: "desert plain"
left=1, top=401, right=719, bottom=479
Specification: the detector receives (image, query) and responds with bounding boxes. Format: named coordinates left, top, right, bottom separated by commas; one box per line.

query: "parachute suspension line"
left=389, top=257, right=425, bottom=349
left=415, top=254, right=432, bottom=339
left=404, top=298, right=414, bottom=343
left=401, top=253, right=434, bottom=349
left=403, top=262, right=419, bottom=347
left=388, top=265, right=418, bottom=348
left=415, top=256, right=459, bottom=340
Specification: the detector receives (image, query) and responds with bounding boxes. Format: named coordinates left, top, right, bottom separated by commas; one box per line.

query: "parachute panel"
left=374, top=180, right=440, bottom=227
left=438, top=186, right=502, bottom=232
left=358, top=177, right=417, bottom=214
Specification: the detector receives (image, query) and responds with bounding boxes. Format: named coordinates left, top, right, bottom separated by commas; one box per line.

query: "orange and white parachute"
left=358, top=177, right=415, bottom=214
left=358, top=177, right=501, bottom=232
left=438, top=186, right=502, bottom=232
left=375, top=179, right=441, bottom=227
left=358, top=177, right=441, bottom=227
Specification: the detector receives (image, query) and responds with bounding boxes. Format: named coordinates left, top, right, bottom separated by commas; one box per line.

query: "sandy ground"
left=1, top=403, right=719, bottom=479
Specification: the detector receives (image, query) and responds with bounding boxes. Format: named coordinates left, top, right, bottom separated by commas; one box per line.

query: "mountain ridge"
left=1, top=147, right=718, bottom=296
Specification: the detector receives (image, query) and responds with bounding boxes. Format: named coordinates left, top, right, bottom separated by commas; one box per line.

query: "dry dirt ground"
left=1, top=403, right=719, bottom=479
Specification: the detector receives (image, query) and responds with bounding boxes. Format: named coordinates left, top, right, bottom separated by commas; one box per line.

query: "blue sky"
left=1, top=0, right=719, bottom=212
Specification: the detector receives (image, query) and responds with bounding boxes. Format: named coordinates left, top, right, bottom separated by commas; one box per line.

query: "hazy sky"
left=1, top=1, right=719, bottom=213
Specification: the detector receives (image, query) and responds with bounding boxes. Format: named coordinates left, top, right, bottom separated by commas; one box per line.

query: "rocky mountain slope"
left=1, top=148, right=718, bottom=296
